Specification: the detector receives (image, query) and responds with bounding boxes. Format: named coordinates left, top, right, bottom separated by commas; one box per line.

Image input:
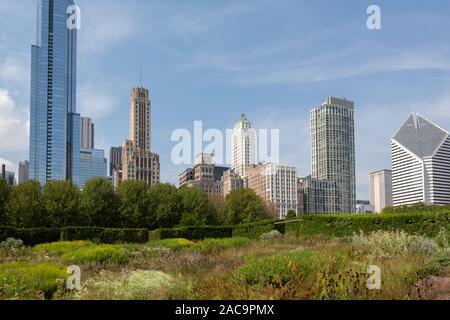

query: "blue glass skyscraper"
left=29, top=0, right=80, bottom=186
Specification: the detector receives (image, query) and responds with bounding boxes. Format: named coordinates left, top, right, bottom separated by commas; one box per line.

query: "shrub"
left=0, top=238, right=25, bottom=256
left=0, top=262, right=66, bottom=299
left=235, top=250, right=344, bottom=286
left=33, top=241, right=93, bottom=256
left=60, top=227, right=149, bottom=244
left=74, top=270, right=192, bottom=300
left=62, top=245, right=128, bottom=265
left=425, top=249, right=450, bottom=274
left=148, top=238, right=195, bottom=251
left=285, top=211, right=450, bottom=238
left=232, top=220, right=277, bottom=239
left=194, top=237, right=251, bottom=253
left=149, top=226, right=232, bottom=240
left=260, top=230, right=283, bottom=240
left=0, top=227, right=61, bottom=246
left=352, top=230, right=440, bottom=257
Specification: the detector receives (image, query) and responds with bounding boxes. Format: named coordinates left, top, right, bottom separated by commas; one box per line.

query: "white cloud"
left=0, top=88, right=29, bottom=152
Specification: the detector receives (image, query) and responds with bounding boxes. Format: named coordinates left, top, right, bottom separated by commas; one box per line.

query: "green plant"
left=33, top=241, right=93, bottom=256
left=149, top=226, right=232, bottom=240
left=260, top=230, right=283, bottom=240
left=235, top=250, right=344, bottom=286
left=286, top=211, right=450, bottom=238
left=225, top=188, right=271, bottom=225
left=62, top=245, right=128, bottom=265
left=5, top=181, right=46, bottom=228
left=352, top=230, right=440, bottom=257
left=74, top=270, right=193, bottom=300
left=60, top=227, right=149, bottom=244
left=147, top=183, right=181, bottom=229
left=0, top=262, right=66, bottom=299
left=194, top=237, right=251, bottom=253
left=148, top=238, right=195, bottom=251
left=81, top=178, right=120, bottom=227
left=128, top=270, right=193, bottom=300
left=117, top=180, right=150, bottom=228
left=0, top=238, right=25, bottom=256
left=42, top=180, right=81, bottom=227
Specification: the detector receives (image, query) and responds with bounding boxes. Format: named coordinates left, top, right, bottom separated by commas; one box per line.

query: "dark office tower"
left=29, top=0, right=80, bottom=185
left=109, top=146, right=122, bottom=176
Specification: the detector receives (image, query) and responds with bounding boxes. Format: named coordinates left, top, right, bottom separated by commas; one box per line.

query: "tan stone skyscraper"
left=130, top=87, right=151, bottom=151
left=121, top=87, right=160, bottom=186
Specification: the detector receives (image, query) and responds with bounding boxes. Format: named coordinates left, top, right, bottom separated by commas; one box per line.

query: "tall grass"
left=62, top=245, right=128, bottom=265
left=0, top=262, right=66, bottom=299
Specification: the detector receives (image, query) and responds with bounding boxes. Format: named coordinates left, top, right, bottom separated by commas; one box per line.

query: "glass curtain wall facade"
left=29, top=0, right=80, bottom=186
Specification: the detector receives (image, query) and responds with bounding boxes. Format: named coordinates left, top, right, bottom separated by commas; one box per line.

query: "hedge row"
left=285, top=212, right=450, bottom=238
left=232, top=220, right=286, bottom=239
left=149, top=226, right=232, bottom=241
left=0, top=226, right=148, bottom=245
left=0, top=227, right=61, bottom=246
left=60, top=227, right=149, bottom=244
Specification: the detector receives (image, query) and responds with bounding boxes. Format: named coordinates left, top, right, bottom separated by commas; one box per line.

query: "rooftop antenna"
left=140, top=64, right=143, bottom=88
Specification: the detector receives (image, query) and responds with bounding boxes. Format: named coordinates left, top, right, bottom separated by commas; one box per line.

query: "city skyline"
left=1, top=1, right=450, bottom=200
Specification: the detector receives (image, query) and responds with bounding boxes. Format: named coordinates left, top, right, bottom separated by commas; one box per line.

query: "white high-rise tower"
left=231, top=114, right=256, bottom=178
left=391, top=113, right=450, bottom=206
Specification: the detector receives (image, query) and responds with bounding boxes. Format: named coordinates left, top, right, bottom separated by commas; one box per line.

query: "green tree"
left=81, top=178, right=119, bottom=227
left=286, top=210, right=297, bottom=219
left=147, top=183, right=181, bottom=229
left=224, top=188, right=269, bottom=225
left=5, top=181, right=46, bottom=228
left=178, top=187, right=210, bottom=226
left=207, top=195, right=226, bottom=226
left=117, top=180, right=150, bottom=228
left=0, top=178, right=11, bottom=225
left=42, top=180, right=81, bottom=227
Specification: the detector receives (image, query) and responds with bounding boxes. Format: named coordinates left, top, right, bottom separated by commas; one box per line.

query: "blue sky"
left=1, top=0, right=450, bottom=199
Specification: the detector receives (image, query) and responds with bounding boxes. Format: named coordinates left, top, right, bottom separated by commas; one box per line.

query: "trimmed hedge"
left=60, top=227, right=149, bottom=244
left=149, top=226, right=232, bottom=241
left=232, top=220, right=286, bottom=239
left=285, top=212, right=450, bottom=238
left=0, top=227, right=60, bottom=246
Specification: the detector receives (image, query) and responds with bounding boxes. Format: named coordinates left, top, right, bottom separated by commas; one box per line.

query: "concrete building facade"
left=311, top=97, right=356, bottom=213
left=120, top=87, right=160, bottom=186
left=369, top=169, right=393, bottom=213
left=299, top=176, right=338, bottom=214
left=247, top=163, right=298, bottom=219
left=231, top=114, right=256, bottom=178
left=222, top=169, right=244, bottom=197
left=80, top=117, right=94, bottom=149
left=391, top=114, right=450, bottom=206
